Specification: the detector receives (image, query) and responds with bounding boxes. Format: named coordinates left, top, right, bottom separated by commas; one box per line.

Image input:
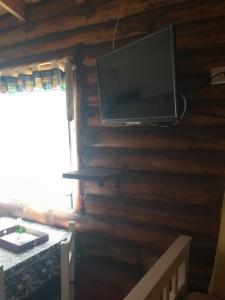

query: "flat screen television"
left=96, top=24, right=178, bottom=124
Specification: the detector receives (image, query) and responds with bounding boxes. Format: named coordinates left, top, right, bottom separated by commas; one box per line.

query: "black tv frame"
left=96, top=24, right=178, bottom=125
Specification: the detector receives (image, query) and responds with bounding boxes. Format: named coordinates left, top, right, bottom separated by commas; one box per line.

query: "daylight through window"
left=0, top=89, right=76, bottom=210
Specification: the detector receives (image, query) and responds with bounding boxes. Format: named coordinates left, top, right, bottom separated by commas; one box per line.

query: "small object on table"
left=0, top=225, right=49, bottom=253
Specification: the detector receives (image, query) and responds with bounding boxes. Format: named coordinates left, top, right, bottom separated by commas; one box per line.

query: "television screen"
left=96, top=24, right=178, bottom=124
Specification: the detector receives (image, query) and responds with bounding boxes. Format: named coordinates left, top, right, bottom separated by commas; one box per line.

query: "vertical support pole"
left=171, top=271, right=178, bottom=299
left=184, top=244, right=190, bottom=294
left=61, top=242, right=70, bottom=300
left=162, top=285, right=169, bottom=300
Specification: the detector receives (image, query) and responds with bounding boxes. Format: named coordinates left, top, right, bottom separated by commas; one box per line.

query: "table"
left=0, top=217, right=67, bottom=300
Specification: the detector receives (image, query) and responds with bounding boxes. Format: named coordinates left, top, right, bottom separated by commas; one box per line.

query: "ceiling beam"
left=0, top=0, right=26, bottom=21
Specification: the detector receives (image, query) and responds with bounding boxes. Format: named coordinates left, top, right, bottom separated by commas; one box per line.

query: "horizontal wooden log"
left=0, top=10, right=20, bottom=29
left=78, top=231, right=216, bottom=286
left=0, top=0, right=193, bottom=32
left=142, top=235, right=217, bottom=270
left=76, top=216, right=216, bottom=294
left=79, top=258, right=141, bottom=291
left=0, top=0, right=219, bottom=49
left=189, top=239, right=217, bottom=270
left=0, top=200, right=74, bottom=228
left=83, top=190, right=221, bottom=218
left=83, top=194, right=220, bottom=238
left=80, top=47, right=225, bottom=80
left=77, top=234, right=216, bottom=288
left=78, top=233, right=140, bottom=267
left=74, top=213, right=179, bottom=250
left=0, top=0, right=177, bottom=47
left=190, top=98, right=225, bottom=111
left=78, top=234, right=216, bottom=272
left=28, top=0, right=87, bottom=21
left=184, top=113, right=225, bottom=126
left=0, top=45, right=77, bottom=72
left=79, top=38, right=225, bottom=80
left=177, top=16, right=225, bottom=52
left=81, top=125, right=225, bottom=152
left=188, top=88, right=225, bottom=104
left=78, top=271, right=129, bottom=300
left=2, top=4, right=225, bottom=68
left=0, top=16, right=147, bottom=68
left=77, top=225, right=215, bottom=292
left=188, top=266, right=212, bottom=292
left=79, top=42, right=225, bottom=70
left=82, top=172, right=224, bottom=208
left=78, top=248, right=213, bottom=293
left=81, top=146, right=225, bottom=177
left=79, top=40, right=132, bottom=67
left=178, top=46, right=225, bottom=74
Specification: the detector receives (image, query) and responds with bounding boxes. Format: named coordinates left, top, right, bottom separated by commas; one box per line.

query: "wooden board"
left=63, top=168, right=123, bottom=181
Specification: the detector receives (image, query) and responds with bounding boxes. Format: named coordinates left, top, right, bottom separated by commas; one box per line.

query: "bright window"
left=0, top=89, right=76, bottom=210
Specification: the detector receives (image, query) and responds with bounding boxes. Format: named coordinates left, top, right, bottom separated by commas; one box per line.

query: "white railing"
left=60, top=221, right=76, bottom=300
left=124, top=235, right=191, bottom=300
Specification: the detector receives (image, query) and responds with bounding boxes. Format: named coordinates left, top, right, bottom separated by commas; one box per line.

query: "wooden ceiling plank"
left=0, top=0, right=26, bottom=21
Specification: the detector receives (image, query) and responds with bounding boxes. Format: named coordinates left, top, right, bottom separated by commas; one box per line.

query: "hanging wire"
left=112, top=0, right=128, bottom=50
left=150, top=92, right=187, bottom=128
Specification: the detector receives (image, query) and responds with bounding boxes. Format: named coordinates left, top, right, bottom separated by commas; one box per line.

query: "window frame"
left=0, top=58, right=80, bottom=228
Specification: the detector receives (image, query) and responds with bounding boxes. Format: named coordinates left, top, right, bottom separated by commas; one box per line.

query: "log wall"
left=75, top=1, right=225, bottom=298
left=0, top=0, right=225, bottom=299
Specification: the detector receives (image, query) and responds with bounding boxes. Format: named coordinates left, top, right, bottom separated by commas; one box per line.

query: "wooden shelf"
left=62, top=168, right=123, bottom=187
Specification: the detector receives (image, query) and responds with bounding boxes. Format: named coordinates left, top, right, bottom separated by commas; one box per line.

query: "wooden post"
left=61, top=221, right=76, bottom=300
left=61, top=242, right=70, bottom=300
